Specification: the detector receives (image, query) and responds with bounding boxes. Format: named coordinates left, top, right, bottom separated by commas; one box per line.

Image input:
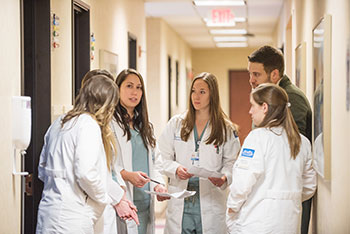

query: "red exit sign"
left=210, top=8, right=235, bottom=26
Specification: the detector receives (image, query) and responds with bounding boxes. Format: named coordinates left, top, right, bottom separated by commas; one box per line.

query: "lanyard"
left=191, top=122, right=208, bottom=166
left=193, top=122, right=208, bottom=152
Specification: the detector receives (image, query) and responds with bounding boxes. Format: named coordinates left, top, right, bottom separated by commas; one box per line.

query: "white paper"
left=144, top=189, right=196, bottom=199
left=187, top=165, right=224, bottom=178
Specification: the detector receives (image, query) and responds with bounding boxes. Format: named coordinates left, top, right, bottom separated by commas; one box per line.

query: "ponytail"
left=282, top=105, right=301, bottom=159
left=252, top=84, right=301, bottom=159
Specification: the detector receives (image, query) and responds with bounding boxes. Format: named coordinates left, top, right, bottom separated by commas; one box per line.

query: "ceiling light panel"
left=216, top=42, right=248, bottom=47
left=234, top=17, right=246, bottom=22
left=210, top=29, right=247, bottom=34
left=213, top=36, right=247, bottom=42
left=193, top=1, right=246, bottom=6
left=206, top=22, right=236, bottom=27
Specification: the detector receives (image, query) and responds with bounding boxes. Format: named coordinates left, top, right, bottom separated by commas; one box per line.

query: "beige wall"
left=275, top=0, right=350, bottom=232
left=192, top=48, right=257, bottom=115
left=146, top=18, right=192, bottom=138
left=90, top=0, right=147, bottom=75
left=51, top=0, right=147, bottom=120
left=51, top=0, right=73, bottom=121
left=0, top=1, right=22, bottom=233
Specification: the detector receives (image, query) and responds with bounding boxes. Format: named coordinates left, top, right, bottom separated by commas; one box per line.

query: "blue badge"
left=241, top=148, right=255, bottom=158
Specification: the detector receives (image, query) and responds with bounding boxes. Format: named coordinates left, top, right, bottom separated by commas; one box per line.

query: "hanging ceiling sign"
left=208, top=8, right=235, bottom=27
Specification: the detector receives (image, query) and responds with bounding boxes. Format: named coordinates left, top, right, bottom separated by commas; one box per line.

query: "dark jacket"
left=279, top=75, right=312, bottom=142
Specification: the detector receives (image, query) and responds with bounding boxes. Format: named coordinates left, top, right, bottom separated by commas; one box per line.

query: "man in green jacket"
left=247, top=45, right=312, bottom=234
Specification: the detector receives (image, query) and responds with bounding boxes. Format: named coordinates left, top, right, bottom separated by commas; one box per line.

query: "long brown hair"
left=181, top=72, right=238, bottom=145
left=62, top=74, right=119, bottom=170
left=113, top=68, right=156, bottom=149
left=251, top=83, right=301, bottom=159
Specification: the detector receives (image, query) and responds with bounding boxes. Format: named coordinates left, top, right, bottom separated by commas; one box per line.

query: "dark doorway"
left=175, top=60, right=179, bottom=106
left=128, top=32, right=137, bottom=69
left=168, top=56, right=172, bottom=119
left=22, top=0, right=51, bottom=233
left=229, top=70, right=252, bottom=144
left=72, top=0, right=90, bottom=100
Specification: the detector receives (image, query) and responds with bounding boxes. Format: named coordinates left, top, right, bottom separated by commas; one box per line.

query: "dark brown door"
left=229, top=70, right=252, bottom=144
left=73, top=1, right=90, bottom=100
left=22, top=0, right=51, bottom=233
left=128, top=32, right=137, bottom=70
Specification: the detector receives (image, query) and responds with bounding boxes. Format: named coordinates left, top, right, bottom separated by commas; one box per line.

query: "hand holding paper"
left=145, top=189, right=196, bottom=199
left=187, top=165, right=224, bottom=178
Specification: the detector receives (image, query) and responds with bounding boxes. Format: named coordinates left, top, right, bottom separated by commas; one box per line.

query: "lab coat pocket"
left=40, top=166, right=67, bottom=179
left=40, top=166, right=67, bottom=194
left=203, top=144, right=222, bottom=170
left=173, top=135, right=190, bottom=164
left=264, top=190, right=301, bottom=232
left=85, top=196, right=105, bottom=223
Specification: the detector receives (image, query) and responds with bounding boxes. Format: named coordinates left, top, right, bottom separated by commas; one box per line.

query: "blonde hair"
left=251, top=83, right=301, bottom=159
left=62, top=74, right=119, bottom=170
left=181, top=72, right=238, bottom=145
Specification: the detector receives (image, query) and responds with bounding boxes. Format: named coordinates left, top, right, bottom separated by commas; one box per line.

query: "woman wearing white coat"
left=36, top=74, right=138, bottom=234
left=227, top=84, right=317, bottom=234
left=111, top=68, right=169, bottom=234
left=158, top=72, right=241, bottom=234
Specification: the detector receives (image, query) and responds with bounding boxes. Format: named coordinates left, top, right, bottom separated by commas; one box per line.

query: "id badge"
left=191, top=151, right=200, bottom=166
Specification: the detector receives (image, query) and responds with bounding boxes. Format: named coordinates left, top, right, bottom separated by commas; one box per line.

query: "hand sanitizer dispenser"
left=12, top=96, right=32, bottom=176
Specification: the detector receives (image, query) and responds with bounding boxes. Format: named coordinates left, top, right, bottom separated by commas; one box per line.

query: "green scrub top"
left=131, top=129, right=150, bottom=234
left=182, top=123, right=208, bottom=234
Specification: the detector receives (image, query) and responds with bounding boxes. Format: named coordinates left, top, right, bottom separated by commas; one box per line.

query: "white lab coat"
left=36, top=114, right=124, bottom=234
left=226, top=127, right=317, bottom=234
left=158, top=113, right=241, bottom=234
left=110, top=118, right=165, bottom=234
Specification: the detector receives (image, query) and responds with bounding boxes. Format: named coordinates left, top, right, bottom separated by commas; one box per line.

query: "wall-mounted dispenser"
left=12, top=96, right=32, bottom=176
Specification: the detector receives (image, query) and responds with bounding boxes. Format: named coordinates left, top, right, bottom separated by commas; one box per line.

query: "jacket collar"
left=278, top=75, right=291, bottom=89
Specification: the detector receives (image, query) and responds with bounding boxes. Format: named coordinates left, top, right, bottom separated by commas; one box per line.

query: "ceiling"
left=144, top=0, right=285, bottom=48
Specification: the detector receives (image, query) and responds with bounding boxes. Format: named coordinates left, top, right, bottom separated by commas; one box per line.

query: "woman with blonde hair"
left=226, top=83, right=316, bottom=234
left=158, top=72, right=241, bottom=234
left=36, top=73, right=138, bottom=234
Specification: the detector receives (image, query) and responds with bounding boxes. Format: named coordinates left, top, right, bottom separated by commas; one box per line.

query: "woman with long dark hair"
left=158, top=72, right=241, bottom=234
left=111, top=68, right=169, bottom=234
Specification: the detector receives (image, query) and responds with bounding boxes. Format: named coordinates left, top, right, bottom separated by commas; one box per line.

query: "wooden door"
left=229, top=70, right=252, bottom=144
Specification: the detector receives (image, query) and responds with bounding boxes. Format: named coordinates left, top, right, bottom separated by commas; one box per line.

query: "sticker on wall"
left=91, top=33, right=96, bottom=60
left=51, top=13, right=60, bottom=49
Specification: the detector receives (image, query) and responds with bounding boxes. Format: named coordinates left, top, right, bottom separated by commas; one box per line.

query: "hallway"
left=1, top=0, right=350, bottom=233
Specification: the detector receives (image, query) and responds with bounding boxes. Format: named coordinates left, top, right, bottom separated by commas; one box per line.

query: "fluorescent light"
left=203, top=17, right=246, bottom=27
left=313, top=42, right=322, bottom=48
left=314, top=29, right=324, bottom=35
left=216, top=42, right=248, bottom=47
left=234, top=17, right=246, bottom=22
left=214, top=36, right=247, bottom=42
left=193, top=1, right=246, bottom=6
left=206, top=22, right=236, bottom=27
left=313, top=36, right=324, bottom=42
left=210, top=29, right=247, bottom=34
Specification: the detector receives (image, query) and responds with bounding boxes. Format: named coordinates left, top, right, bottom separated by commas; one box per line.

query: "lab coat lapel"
left=113, top=122, right=133, bottom=172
